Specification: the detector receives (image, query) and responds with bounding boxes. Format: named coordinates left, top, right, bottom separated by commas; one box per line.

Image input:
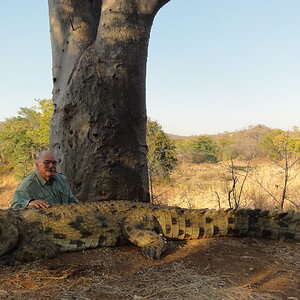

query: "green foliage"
left=30, top=99, right=54, bottom=146
left=192, top=136, right=219, bottom=163
left=216, top=137, right=236, bottom=161
left=0, top=117, right=34, bottom=177
left=0, top=99, right=53, bottom=178
left=259, top=129, right=300, bottom=210
left=175, top=136, right=219, bottom=164
left=260, top=129, right=300, bottom=162
left=146, top=119, right=178, bottom=181
left=174, top=139, right=195, bottom=162
left=174, top=139, right=192, bottom=162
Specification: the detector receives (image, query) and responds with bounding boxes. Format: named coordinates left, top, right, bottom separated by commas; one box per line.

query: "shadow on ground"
left=0, top=238, right=299, bottom=300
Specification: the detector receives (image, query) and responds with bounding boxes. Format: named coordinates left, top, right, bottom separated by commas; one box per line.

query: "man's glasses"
left=42, top=160, right=58, bottom=166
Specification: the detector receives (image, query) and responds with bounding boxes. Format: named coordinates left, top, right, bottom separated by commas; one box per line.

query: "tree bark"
left=48, top=0, right=170, bottom=202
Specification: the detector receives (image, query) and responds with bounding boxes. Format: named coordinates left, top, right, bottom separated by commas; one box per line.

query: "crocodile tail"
left=233, top=209, right=300, bottom=240
left=156, top=207, right=300, bottom=241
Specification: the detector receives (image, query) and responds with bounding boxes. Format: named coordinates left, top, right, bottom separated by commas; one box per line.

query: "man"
left=11, top=151, right=78, bottom=209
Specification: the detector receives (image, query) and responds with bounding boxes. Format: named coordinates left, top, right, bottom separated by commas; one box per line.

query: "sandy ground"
left=0, top=238, right=299, bottom=300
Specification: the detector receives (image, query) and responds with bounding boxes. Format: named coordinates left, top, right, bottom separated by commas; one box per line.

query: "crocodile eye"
left=0, top=211, right=20, bottom=257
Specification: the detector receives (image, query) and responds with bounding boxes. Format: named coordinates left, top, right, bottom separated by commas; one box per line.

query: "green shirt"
left=11, top=171, right=78, bottom=209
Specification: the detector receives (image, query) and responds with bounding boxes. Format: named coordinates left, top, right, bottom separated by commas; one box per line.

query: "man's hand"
left=28, top=200, right=51, bottom=208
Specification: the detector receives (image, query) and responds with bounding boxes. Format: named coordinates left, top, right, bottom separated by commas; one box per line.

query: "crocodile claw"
left=141, top=246, right=163, bottom=259
left=141, top=237, right=166, bottom=259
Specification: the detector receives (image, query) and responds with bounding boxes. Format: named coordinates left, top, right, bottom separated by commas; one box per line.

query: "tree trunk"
left=280, top=154, right=289, bottom=211
left=48, top=0, right=170, bottom=202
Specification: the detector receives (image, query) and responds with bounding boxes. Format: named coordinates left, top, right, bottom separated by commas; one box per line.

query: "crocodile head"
left=0, top=209, right=21, bottom=257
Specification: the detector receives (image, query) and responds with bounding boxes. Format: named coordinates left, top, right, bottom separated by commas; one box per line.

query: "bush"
left=0, top=99, right=53, bottom=178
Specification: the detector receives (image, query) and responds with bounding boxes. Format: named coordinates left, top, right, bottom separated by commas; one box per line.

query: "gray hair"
left=36, top=151, right=54, bottom=161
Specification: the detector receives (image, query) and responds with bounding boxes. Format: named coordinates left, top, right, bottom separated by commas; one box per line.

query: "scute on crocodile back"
left=0, top=201, right=299, bottom=265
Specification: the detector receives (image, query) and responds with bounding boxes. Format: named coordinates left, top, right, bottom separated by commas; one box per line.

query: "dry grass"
left=0, top=173, right=18, bottom=209
left=1, top=160, right=300, bottom=211
left=153, top=160, right=300, bottom=211
left=75, top=262, right=282, bottom=300
left=2, top=239, right=298, bottom=300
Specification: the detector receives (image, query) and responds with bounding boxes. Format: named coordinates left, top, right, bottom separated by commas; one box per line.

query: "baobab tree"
left=48, top=0, right=170, bottom=202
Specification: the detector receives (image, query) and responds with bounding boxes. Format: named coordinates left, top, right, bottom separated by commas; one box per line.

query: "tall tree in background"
left=193, top=136, right=219, bottom=163
left=259, top=129, right=300, bottom=210
left=48, top=0, right=170, bottom=202
left=146, top=119, right=177, bottom=202
left=0, top=99, right=53, bottom=178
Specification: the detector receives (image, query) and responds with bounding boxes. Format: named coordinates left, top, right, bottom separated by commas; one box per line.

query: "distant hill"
left=167, top=133, right=190, bottom=140
left=167, top=124, right=272, bottom=140
left=168, top=124, right=300, bottom=141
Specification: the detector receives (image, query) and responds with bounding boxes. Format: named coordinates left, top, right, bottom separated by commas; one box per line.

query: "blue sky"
left=0, top=1, right=299, bottom=136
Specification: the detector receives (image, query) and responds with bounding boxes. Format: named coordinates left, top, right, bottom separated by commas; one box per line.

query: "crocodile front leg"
left=121, top=214, right=166, bottom=259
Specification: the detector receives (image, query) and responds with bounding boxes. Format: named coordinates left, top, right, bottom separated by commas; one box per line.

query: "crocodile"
left=0, top=201, right=299, bottom=265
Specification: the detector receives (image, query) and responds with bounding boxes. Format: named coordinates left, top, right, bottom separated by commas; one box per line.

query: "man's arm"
left=11, top=189, right=33, bottom=209
left=11, top=189, right=51, bottom=209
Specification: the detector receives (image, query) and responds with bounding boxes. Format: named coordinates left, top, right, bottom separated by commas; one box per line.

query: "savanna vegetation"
left=0, top=99, right=53, bottom=178
left=1, top=100, right=300, bottom=211
left=0, top=101, right=299, bottom=300
left=156, top=125, right=300, bottom=211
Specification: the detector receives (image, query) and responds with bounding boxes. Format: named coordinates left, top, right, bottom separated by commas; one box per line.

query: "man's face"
left=36, top=153, right=57, bottom=181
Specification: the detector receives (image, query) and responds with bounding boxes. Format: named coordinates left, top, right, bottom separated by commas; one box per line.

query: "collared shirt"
left=11, top=171, right=79, bottom=209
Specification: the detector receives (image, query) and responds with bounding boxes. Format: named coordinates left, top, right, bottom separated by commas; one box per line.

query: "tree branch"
left=48, top=0, right=102, bottom=93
